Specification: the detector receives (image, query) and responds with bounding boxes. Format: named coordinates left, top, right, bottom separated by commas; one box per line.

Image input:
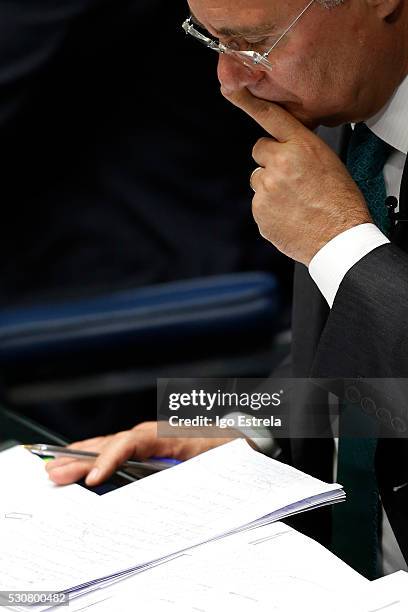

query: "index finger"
left=84, top=431, right=142, bottom=486
left=221, top=87, right=306, bottom=143
left=46, top=458, right=95, bottom=485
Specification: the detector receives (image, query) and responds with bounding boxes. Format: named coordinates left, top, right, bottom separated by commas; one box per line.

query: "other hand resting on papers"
left=46, top=421, right=256, bottom=487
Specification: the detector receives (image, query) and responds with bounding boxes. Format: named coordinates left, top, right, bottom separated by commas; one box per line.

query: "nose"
left=217, top=54, right=264, bottom=95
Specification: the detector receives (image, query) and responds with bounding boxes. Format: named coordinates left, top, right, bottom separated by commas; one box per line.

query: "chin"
left=280, top=104, right=319, bottom=131
left=292, top=114, right=319, bottom=131
left=282, top=105, right=346, bottom=131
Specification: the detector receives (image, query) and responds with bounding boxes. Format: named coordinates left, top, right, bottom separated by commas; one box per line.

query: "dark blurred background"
left=0, top=0, right=292, bottom=441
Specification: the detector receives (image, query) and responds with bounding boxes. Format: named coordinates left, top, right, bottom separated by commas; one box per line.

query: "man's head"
left=187, top=0, right=408, bottom=128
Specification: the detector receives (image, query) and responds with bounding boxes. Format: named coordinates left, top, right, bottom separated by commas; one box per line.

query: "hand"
left=46, top=421, right=245, bottom=486
left=222, top=88, right=371, bottom=266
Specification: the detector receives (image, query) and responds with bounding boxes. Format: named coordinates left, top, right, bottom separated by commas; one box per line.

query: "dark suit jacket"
left=286, top=125, right=408, bottom=564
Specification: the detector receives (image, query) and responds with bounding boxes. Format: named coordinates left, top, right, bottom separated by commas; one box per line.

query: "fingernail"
left=86, top=468, right=100, bottom=485
left=47, top=464, right=62, bottom=473
left=48, top=467, right=62, bottom=479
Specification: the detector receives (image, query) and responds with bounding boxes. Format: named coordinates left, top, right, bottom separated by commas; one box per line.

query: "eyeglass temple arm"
left=265, top=0, right=315, bottom=57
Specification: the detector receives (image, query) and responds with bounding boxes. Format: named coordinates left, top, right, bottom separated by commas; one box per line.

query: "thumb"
left=222, top=87, right=306, bottom=142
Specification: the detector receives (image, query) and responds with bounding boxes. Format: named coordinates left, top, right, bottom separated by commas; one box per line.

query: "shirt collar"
left=365, top=74, right=408, bottom=155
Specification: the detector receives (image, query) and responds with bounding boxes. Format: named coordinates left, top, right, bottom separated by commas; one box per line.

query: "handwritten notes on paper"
left=0, top=440, right=344, bottom=606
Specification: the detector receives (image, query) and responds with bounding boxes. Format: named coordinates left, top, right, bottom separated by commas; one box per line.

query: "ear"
left=365, top=0, right=403, bottom=21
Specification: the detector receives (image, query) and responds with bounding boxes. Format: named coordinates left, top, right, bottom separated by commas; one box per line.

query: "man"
left=48, top=0, right=408, bottom=578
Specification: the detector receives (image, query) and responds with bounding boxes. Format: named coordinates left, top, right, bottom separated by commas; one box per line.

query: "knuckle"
left=115, top=430, right=133, bottom=442
left=134, top=420, right=155, bottom=432
left=252, top=137, right=269, bottom=157
left=275, top=150, right=292, bottom=173
left=261, top=173, right=276, bottom=192
left=252, top=142, right=260, bottom=159
left=255, top=136, right=276, bottom=157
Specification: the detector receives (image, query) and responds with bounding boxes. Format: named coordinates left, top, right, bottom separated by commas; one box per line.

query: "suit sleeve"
left=311, top=242, right=408, bottom=441
left=312, top=243, right=408, bottom=378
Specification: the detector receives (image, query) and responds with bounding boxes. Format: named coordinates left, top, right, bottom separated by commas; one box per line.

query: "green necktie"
left=346, top=122, right=393, bottom=234
left=331, top=123, right=393, bottom=580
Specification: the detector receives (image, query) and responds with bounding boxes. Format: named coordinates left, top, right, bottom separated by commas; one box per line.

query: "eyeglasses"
left=182, top=0, right=315, bottom=71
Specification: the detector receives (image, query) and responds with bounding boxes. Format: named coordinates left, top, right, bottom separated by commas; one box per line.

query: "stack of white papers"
left=0, top=441, right=96, bottom=512
left=0, top=440, right=345, bottom=609
left=61, top=559, right=408, bottom=612
left=60, top=521, right=368, bottom=612
left=358, top=571, right=408, bottom=611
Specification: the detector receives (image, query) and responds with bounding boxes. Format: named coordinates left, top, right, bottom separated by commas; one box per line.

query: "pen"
left=23, top=444, right=181, bottom=472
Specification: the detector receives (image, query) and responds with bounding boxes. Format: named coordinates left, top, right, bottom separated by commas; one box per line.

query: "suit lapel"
left=392, top=154, right=408, bottom=250
left=399, top=151, right=408, bottom=212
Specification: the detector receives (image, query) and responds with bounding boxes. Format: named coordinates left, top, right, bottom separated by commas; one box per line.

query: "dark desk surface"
left=0, top=405, right=129, bottom=493
left=0, top=405, right=68, bottom=447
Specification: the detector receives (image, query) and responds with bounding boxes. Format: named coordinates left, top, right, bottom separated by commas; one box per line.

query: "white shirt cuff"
left=309, top=223, right=390, bottom=307
left=223, top=411, right=281, bottom=457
